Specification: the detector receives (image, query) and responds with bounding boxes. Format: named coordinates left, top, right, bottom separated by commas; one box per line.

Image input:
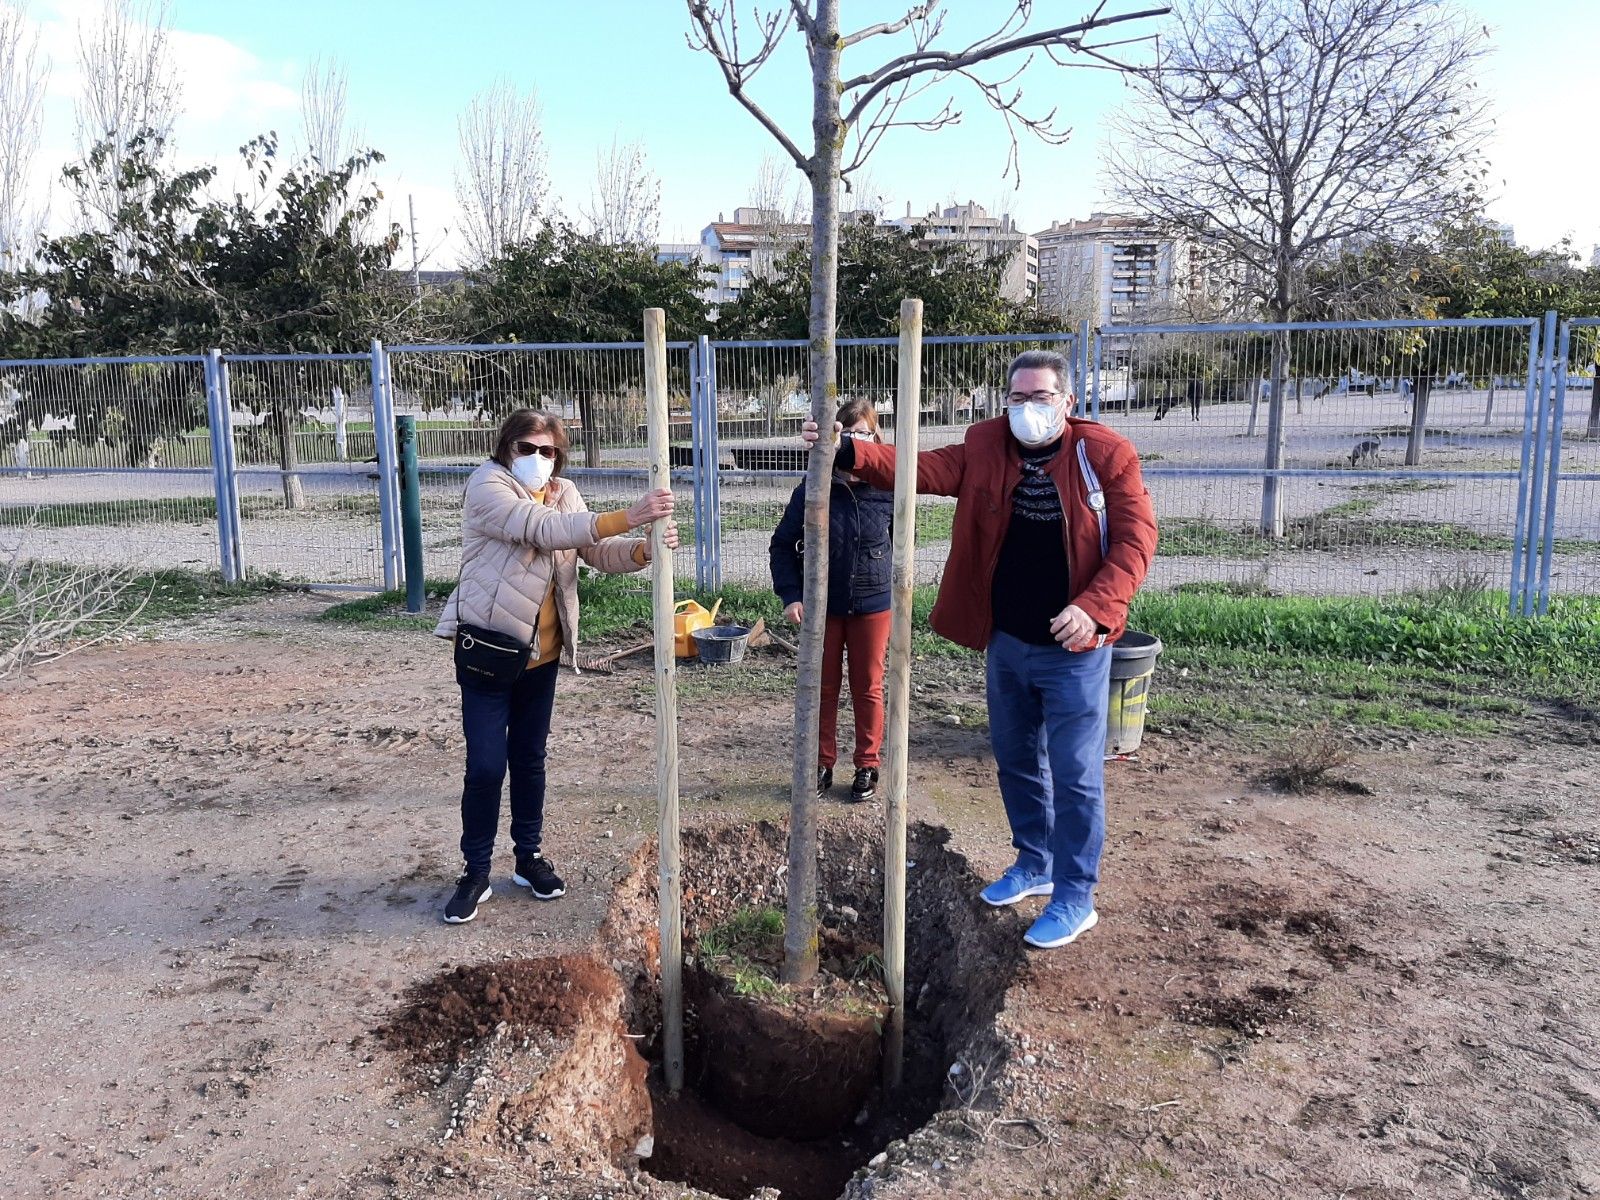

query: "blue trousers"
left=985, top=631, right=1112, bottom=905
left=459, top=660, right=558, bottom=876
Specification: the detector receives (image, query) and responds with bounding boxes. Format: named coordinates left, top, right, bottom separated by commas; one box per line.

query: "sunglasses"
left=514, top=442, right=559, bottom=459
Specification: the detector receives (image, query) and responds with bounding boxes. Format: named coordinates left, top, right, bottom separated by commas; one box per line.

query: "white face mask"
left=1008, top=400, right=1064, bottom=447
left=511, top=452, right=555, bottom=490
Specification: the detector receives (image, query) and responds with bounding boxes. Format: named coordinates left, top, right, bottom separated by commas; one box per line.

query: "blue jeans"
left=985, top=631, right=1112, bottom=905
left=459, top=661, right=559, bottom=876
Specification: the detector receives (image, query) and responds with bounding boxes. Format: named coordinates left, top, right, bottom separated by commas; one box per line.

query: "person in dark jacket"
left=770, top=398, right=893, bottom=803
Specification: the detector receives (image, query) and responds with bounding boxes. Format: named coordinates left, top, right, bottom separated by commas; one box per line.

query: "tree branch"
left=841, top=5, right=1169, bottom=126
left=840, top=3, right=934, bottom=48
left=686, top=1, right=810, bottom=170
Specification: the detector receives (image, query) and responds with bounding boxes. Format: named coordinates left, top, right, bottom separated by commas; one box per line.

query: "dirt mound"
left=378, top=954, right=652, bottom=1176
left=380, top=954, right=622, bottom=1064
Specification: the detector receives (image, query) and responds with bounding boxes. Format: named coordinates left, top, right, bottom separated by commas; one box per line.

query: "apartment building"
left=885, top=202, right=1038, bottom=302
left=1033, top=214, right=1182, bottom=325
left=669, top=201, right=1038, bottom=308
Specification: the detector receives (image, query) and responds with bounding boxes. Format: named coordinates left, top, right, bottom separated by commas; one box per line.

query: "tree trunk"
left=1259, top=294, right=1291, bottom=537
left=1587, top=377, right=1600, bottom=440
left=577, top=392, right=602, bottom=467
left=1404, top=375, right=1432, bottom=466
left=1483, top=378, right=1497, bottom=426
left=1294, top=376, right=1303, bottom=416
left=782, top=0, right=842, bottom=988
left=1245, top=376, right=1263, bottom=436
left=273, top=405, right=305, bottom=511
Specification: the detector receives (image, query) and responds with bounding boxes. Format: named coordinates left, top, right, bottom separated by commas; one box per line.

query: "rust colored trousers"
left=818, top=610, right=892, bottom=770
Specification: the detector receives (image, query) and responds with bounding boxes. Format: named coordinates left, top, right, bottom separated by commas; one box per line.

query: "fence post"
left=1091, top=326, right=1103, bottom=422
left=882, top=298, right=923, bottom=1090
left=690, top=339, right=709, bottom=592
left=370, top=339, right=400, bottom=592
left=203, top=350, right=238, bottom=584
left=333, top=386, right=348, bottom=461
left=1536, top=320, right=1571, bottom=616
left=1519, top=312, right=1558, bottom=615
left=215, top=354, right=248, bottom=582
left=397, top=415, right=425, bottom=613
left=703, top=336, right=723, bottom=590
left=644, top=309, right=685, bottom=1097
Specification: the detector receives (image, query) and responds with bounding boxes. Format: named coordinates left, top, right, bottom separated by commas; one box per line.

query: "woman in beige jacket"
left=435, top=409, right=676, bottom=923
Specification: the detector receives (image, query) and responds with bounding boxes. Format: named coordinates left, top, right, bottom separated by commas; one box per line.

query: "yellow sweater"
left=529, top=499, right=636, bottom=668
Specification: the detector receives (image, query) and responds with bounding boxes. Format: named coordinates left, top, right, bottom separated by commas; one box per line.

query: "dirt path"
left=0, top=596, right=1596, bottom=1198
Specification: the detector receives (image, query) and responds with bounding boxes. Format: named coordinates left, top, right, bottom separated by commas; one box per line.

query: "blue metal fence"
left=0, top=314, right=1592, bottom=614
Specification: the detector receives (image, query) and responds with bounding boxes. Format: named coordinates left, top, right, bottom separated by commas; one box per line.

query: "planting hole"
left=379, top=815, right=1026, bottom=1200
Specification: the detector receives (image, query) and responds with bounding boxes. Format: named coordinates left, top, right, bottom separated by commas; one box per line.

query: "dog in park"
left=1349, top=437, right=1382, bottom=468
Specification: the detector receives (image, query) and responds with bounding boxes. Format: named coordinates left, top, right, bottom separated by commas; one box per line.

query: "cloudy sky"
left=10, top=0, right=1600, bottom=270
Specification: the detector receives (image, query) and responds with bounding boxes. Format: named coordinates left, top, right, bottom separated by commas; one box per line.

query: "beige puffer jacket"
left=434, top=461, right=644, bottom=667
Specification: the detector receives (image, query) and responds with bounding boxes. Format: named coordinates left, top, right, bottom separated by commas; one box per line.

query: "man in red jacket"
left=803, top=350, right=1158, bottom=949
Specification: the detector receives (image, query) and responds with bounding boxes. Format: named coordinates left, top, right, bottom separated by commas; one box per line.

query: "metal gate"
left=1536, top=316, right=1600, bottom=611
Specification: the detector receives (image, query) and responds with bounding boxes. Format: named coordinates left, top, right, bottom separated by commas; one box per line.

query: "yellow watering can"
left=673, top=597, right=722, bottom=658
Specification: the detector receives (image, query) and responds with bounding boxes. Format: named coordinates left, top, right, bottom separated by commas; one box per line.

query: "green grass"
left=1, top=496, right=223, bottom=528
left=1156, top=515, right=1600, bottom=558
left=316, top=561, right=1600, bottom=737
left=1, top=565, right=285, bottom=632
left=1131, top=585, right=1600, bottom=735
left=317, top=579, right=457, bottom=630
left=695, top=906, right=787, bottom=999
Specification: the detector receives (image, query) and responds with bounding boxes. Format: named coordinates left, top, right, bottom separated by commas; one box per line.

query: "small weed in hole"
left=849, top=951, right=885, bottom=983
left=1261, top=727, right=1355, bottom=793
left=695, top=905, right=786, bottom=997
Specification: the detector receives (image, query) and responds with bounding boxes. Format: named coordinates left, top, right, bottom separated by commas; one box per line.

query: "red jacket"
left=847, top=416, right=1158, bottom=651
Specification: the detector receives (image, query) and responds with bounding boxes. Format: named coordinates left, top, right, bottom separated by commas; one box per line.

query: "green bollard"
left=397, top=415, right=425, bottom=614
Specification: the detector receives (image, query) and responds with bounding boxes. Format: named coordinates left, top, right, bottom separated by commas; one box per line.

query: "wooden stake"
left=883, top=297, right=922, bottom=1090
left=644, top=307, right=684, bottom=1095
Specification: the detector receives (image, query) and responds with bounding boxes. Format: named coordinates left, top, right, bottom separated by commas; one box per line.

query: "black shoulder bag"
left=453, top=621, right=531, bottom=689
left=450, top=475, right=541, bottom=688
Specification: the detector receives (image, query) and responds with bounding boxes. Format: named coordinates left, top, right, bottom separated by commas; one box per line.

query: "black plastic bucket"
left=692, top=625, right=750, bottom=666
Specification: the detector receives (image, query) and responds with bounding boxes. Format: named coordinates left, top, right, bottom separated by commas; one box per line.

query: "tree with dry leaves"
left=1105, top=0, right=1489, bottom=534
left=686, top=0, right=1167, bottom=985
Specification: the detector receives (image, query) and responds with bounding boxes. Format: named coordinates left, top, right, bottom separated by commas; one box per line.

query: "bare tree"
left=73, top=0, right=180, bottom=232
left=455, top=80, right=550, bottom=266
left=746, top=151, right=808, bottom=280
left=0, top=3, right=47, bottom=278
left=584, top=137, right=661, bottom=246
left=686, top=0, right=1166, bottom=985
left=299, top=56, right=365, bottom=238
left=1105, top=0, right=1489, bottom=533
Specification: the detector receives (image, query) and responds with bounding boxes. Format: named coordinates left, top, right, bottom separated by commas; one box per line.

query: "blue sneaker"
left=980, top=866, right=1054, bottom=907
left=1023, top=901, right=1099, bottom=948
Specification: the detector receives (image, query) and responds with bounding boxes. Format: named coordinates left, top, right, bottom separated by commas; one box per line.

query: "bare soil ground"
left=1, top=592, right=1597, bottom=1199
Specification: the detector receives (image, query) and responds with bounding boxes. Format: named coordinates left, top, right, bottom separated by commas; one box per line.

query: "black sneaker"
left=816, top=767, right=834, bottom=798
left=850, top=768, right=879, bottom=802
left=513, top=855, right=566, bottom=900
left=443, top=873, right=491, bottom=924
